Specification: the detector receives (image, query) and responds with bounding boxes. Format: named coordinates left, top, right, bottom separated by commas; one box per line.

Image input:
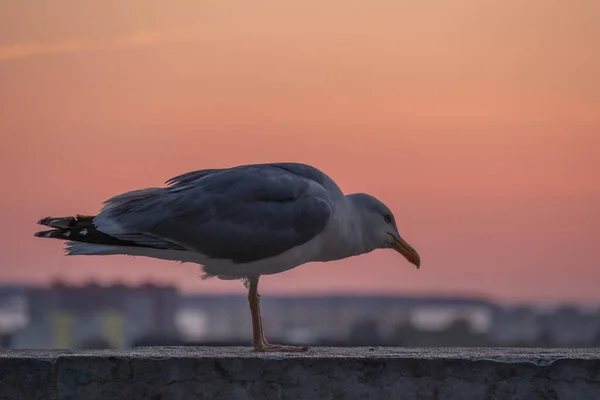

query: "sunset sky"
left=1, top=0, right=598, bottom=303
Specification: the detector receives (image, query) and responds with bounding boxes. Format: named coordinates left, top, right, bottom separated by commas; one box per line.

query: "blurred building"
left=490, top=304, right=600, bottom=346
left=0, top=284, right=29, bottom=348
left=176, top=294, right=501, bottom=345
left=1, top=281, right=599, bottom=348
left=10, top=281, right=179, bottom=349
left=176, top=294, right=600, bottom=347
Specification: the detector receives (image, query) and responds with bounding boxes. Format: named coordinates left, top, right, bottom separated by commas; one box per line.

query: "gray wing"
left=96, top=164, right=333, bottom=264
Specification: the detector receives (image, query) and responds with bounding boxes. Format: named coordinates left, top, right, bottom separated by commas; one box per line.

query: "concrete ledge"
left=1, top=347, right=599, bottom=400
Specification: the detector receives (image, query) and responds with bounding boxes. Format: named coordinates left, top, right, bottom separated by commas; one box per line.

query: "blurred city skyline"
left=2, top=281, right=599, bottom=350
left=1, top=1, right=599, bottom=303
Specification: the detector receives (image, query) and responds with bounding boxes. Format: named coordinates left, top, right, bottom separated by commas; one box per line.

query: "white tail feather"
left=63, top=241, right=207, bottom=264
left=64, top=242, right=120, bottom=256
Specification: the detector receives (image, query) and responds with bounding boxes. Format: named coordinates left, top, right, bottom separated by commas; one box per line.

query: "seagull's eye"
left=384, top=214, right=392, bottom=224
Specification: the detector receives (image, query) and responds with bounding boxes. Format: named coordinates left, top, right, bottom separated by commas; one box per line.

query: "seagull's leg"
left=247, top=277, right=265, bottom=350
left=255, top=292, right=268, bottom=345
left=247, top=277, right=308, bottom=352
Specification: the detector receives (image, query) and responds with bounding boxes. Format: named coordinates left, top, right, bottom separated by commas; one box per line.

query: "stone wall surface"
left=0, top=347, right=599, bottom=400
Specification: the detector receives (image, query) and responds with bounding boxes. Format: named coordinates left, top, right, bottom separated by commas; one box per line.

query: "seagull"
left=34, top=162, right=420, bottom=352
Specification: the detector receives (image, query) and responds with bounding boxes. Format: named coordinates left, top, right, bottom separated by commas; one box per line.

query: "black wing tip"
left=34, top=229, right=64, bottom=239
left=37, top=217, right=55, bottom=226
left=36, top=216, right=73, bottom=229
left=33, top=230, right=47, bottom=237
left=36, top=215, right=94, bottom=228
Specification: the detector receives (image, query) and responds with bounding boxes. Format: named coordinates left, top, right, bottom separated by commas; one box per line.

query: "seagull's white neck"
left=315, top=195, right=374, bottom=263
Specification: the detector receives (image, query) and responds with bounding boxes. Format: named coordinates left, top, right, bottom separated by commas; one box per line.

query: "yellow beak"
left=390, top=233, right=420, bottom=268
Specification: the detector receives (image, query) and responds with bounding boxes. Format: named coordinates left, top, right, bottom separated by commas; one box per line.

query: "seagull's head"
left=348, top=193, right=420, bottom=268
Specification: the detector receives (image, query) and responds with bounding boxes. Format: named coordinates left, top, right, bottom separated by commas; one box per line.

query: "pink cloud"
left=0, top=31, right=167, bottom=61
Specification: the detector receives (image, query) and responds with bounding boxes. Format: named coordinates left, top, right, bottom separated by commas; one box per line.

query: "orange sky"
left=1, top=0, right=599, bottom=303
